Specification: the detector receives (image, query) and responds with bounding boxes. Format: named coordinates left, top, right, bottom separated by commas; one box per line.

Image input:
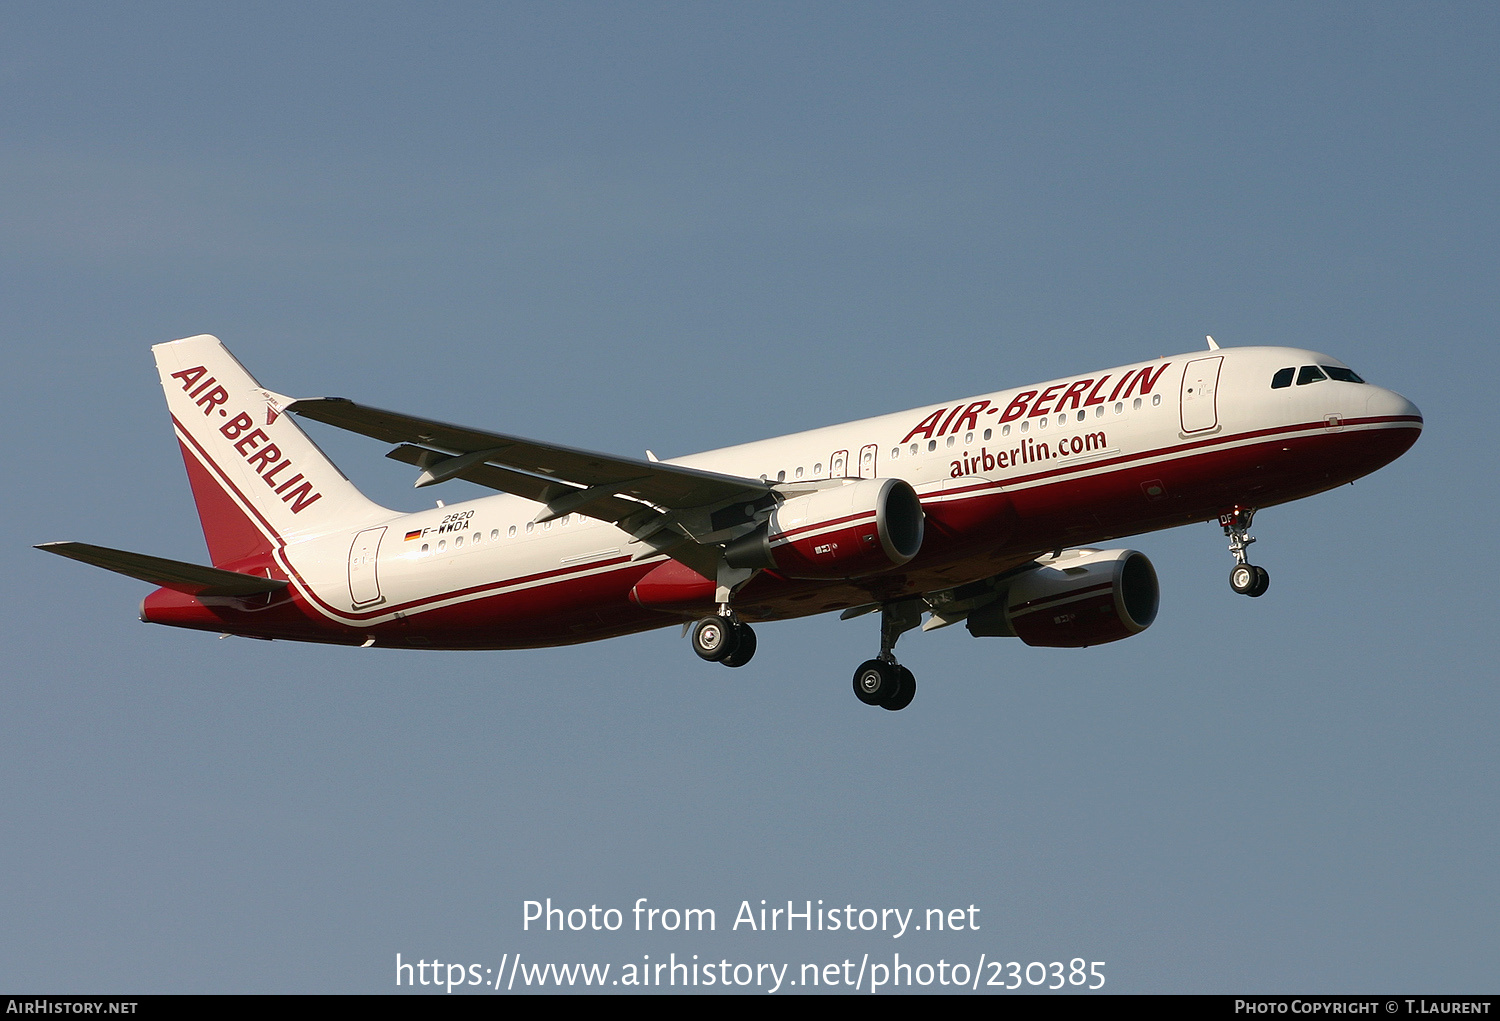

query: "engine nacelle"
left=724, top=477, right=924, bottom=580
left=966, top=549, right=1159, bottom=647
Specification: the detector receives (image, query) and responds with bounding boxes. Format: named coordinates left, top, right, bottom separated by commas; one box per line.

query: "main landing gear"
left=851, top=599, right=922, bottom=711
left=691, top=562, right=759, bottom=668
left=689, top=580, right=923, bottom=711
left=691, top=613, right=757, bottom=668
left=1220, top=506, right=1270, bottom=598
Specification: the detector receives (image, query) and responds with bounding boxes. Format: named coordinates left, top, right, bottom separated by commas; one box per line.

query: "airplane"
left=38, top=334, right=1421, bottom=710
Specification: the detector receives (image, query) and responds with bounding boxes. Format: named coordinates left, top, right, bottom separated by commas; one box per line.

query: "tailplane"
left=36, top=541, right=288, bottom=597
left=153, top=335, right=388, bottom=565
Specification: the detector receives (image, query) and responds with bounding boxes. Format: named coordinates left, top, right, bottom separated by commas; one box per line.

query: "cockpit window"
left=1271, top=367, right=1294, bottom=389
left=1296, top=365, right=1327, bottom=385
left=1321, top=365, right=1365, bottom=383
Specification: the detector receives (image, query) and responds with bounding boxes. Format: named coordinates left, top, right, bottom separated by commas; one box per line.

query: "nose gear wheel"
left=1220, top=506, right=1271, bottom=598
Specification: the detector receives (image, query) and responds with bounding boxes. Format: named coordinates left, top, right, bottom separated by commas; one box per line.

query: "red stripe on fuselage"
left=935, top=414, right=1422, bottom=501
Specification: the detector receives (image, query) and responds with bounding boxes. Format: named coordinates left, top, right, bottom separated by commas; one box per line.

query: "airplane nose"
left=1366, top=387, right=1422, bottom=428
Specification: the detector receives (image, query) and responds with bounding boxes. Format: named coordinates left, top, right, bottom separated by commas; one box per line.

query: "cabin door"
left=348, top=526, right=387, bottom=608
left=1180, top=356, right=1223, bottom=434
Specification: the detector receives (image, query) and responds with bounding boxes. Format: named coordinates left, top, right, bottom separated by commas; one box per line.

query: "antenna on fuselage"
left=1206, top=335, right=1220, bottom=350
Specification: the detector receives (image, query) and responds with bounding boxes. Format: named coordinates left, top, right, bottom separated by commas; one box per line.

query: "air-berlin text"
left=170, top=365, right=322, bottom=513
left=901, top=363, right=1171, bottom=444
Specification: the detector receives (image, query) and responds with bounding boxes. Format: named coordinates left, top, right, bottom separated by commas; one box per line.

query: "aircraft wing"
left=286, top=397, right=773, bottom=530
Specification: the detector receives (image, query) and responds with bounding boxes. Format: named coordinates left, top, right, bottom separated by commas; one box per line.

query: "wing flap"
left=384, top=444, right=651, bottom=523
left=36, top=542, right=288, bottom=597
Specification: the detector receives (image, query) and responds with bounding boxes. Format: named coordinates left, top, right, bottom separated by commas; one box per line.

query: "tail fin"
left=154, top=335, right=388, bottom=566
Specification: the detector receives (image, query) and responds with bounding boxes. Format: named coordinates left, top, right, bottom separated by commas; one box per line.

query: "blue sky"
left=2, top=2, right=1496, bottom=993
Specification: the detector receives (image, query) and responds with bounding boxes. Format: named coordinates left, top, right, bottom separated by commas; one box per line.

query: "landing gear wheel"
left=721, top=623, right=757, bottom=667
left=692, top=615, right=741, bottom=663
left=881, top=666, right=916, bottom=711
left=1230, top=563, right=1258, bottom=595
left=853, top=659, right=900, bottom=706
left=1249, top=565, right=1270, bottom=598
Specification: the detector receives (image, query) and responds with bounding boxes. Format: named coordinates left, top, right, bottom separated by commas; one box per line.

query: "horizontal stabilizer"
left=35, top=542, right=288, bottom=597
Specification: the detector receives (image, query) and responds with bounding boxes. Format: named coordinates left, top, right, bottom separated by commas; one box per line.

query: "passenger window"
left=1297, top=365, right=1327, bottom=385
left=508, top=525, right=516, bottom=538
left=984, top=428, right=993, bottom=440
left=1271, top=367, right=1294, bottom=389
left=965, top=431, right=974, bottom=443
left=814, top=463, right=823, bottom=474
left=1133, top=398, right=1142, bottom=410
left=525, top=522, right=534, bottom=534
left=1114, top=402, right=1123, bottom=414
left=454, top=535, right=463, bottom=548
left=927, top=440, right=937, bottom=451
left=776, top=470, right=786, bottom=482
left=420, top=543, right=430, bottom=554
left=797, top=466, right=806, bottom=477
left=491, top=529, right=499, bottom=541
left=1095, top=406, right=1104, bottom=418
left=438, top=540, right=446, bottom=552
left=1001, top=425, right=1009, bottom=437
left=889, top=449, right=898, bottom=459
left=1153, top=394, right=1162, bottom=406
left=1038, top=417, right=1047, bottom=430
left=1020, top=421, right=1029, bottom=433
left=1077, top=410, right=1086, bottom=422
left=946, top=436, right=955, bottom=447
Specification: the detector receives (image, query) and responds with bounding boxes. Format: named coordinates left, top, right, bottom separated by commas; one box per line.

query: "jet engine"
left=965, top=548, right=1158, bottom=647
left=723, top=477, right=924, bottom=580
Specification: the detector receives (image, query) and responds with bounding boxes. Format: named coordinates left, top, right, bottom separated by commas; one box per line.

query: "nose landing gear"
left=1220, top=507, right=1270, bottom=597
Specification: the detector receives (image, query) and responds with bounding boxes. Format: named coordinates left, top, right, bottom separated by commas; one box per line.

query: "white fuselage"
left=245, top=345, right=1416, bottom=647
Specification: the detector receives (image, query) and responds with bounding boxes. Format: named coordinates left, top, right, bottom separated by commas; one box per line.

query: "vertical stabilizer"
left=153, top=335, right=388, bottom=566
